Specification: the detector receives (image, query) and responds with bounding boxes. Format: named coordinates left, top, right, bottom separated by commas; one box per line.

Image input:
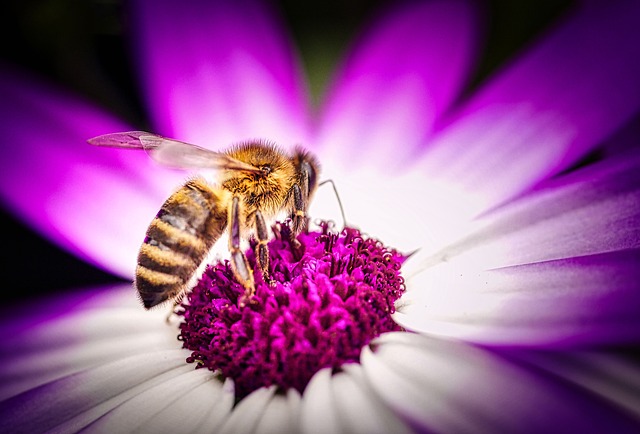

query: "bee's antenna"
left=319, top=179, right=347, bottom=228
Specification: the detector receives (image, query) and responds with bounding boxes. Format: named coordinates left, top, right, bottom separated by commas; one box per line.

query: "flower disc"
left=178, top=222, right=405, bottom=400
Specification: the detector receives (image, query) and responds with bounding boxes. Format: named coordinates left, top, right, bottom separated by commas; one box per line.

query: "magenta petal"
left=0, top=68, right=183, bottom=277
left=133, top=0, right=310, bottom=148
left=315, top=0, right=479, bottom=166
left=419, top=1, right=640, bottom=215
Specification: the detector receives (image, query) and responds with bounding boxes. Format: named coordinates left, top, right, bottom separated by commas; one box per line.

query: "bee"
left=88, top=131, right=319, bottom=309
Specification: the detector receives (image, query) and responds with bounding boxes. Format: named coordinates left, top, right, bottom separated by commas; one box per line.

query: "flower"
left=179, top=222, right=405, bottom=402
left=2, top=0, right=640, bottom=432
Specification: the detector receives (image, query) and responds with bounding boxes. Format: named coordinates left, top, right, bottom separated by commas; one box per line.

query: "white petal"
left=406, top=154, right=640, bottom=271
left=398, top=249, right=640, bottom=346
left=218, top=386, right=276, bottom=434
left=0, top=350, right=195, bottom=433
left=298, top=364, right=412, bottom=434
left=85, top=368, right=231, bottom=433
left=254, top=388, right=302, bottom=434
left=333, top=365, right=413, bottom=434
left=299, top=368, right=341, bottom=434
left=396, top=156, right=640, bottom=346
left=0, top=285, right=178, bottom=400
left=362, top=333, right=639, bottom=432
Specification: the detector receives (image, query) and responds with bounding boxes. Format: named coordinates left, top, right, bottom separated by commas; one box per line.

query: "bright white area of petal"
left=254, top=388, right=302, bottom=434
left=319, top=109, right=591, bottom=256
left=310, top=162, right=480, bottom=255
left=362, top=333, right=481, bottom=432
left=361, top=333, right=636, bottom=433
left=415, top=104, right=576, bottom=218
left=407, top=188, right=640, bottom=275
left=299, top=368, right=341, bottom=434
left=1, top=328, right=176, bottom=401
left=332, top=364, right=413, bottom=434
left=218, top=385, right=276, bottom=434
left=298, top=364, right=412, bottom=434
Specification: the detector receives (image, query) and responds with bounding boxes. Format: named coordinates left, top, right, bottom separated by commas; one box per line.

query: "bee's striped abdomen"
left=135, top=178, right=227, bottom=309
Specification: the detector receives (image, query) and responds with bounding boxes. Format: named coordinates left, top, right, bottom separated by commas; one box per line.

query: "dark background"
left=0, top=0, right=572, bottom=303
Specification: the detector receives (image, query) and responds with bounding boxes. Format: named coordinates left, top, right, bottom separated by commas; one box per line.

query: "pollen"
left=178, top=221, right=406, bottom=402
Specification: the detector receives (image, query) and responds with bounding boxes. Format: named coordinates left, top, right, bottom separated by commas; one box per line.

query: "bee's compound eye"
left=306, top=162, right=317, bottom=191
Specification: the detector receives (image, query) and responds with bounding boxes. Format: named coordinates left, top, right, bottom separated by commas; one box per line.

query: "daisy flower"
left=2, top=0, right=640, bottom=432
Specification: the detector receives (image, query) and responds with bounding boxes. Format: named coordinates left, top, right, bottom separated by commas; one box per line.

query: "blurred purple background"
left=0, top=0, right=574, bottom=302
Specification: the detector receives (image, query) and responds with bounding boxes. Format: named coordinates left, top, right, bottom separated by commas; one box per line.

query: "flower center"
left=178, top=221, right=405, bottom=401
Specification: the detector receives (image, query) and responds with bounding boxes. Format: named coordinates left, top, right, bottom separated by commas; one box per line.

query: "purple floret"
left=178, top=221, right=406, bottom=401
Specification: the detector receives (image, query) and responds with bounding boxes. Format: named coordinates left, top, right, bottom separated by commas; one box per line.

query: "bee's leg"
left=165, top=294, right=184, bottom=324
left=254, top=210, right=271, bottom=284
left=229, top=196, right=255, bottom=295
left=290, top=183, right=307, bottom=238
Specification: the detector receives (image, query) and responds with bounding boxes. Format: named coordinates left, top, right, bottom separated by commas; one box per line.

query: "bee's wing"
left=87, top=131, right=153, bottom=149
left=88, top=131, right=260, bottom=172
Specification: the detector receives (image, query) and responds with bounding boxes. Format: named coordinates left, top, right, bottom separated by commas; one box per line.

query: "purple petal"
left=133, top=0, right=311, bottom=148
left=417, top=0, right=640, bottom=215
left=400, top=156, right=640, bottom=346
left=0, top=350, right=196, bottom=433
left=399, top=249, right=640, bottom=347
left=506, top=351, right=640, bottom=420
left=315, top=0, right=480, bottom=166
left=410, top=154, right=640, bottom=270
left=0, top=285, right=173, bottom=400
left=0, top=285, right=234, bottom=433
left=0, top=68, right=184, bottom=277
left=363, top=333, right=640, bottom=432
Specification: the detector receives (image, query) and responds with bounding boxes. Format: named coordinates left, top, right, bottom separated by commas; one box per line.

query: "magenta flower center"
left=178, top=221, right=405, bottom=401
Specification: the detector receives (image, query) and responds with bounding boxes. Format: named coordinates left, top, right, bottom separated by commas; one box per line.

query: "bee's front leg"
left=290, top=183, right=308, bottom=237
left=254, top=210, right=272, bottom=285
left=229, top=196, right=255, bottom=296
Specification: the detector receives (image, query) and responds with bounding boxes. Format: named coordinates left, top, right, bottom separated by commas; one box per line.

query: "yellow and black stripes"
left=135, top=178, right=227, bottom=309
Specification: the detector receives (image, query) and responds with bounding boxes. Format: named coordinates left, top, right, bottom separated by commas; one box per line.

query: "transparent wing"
left=87, top=131, right=153, bottom=149
left=88, top=131, right=260, bottom=172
